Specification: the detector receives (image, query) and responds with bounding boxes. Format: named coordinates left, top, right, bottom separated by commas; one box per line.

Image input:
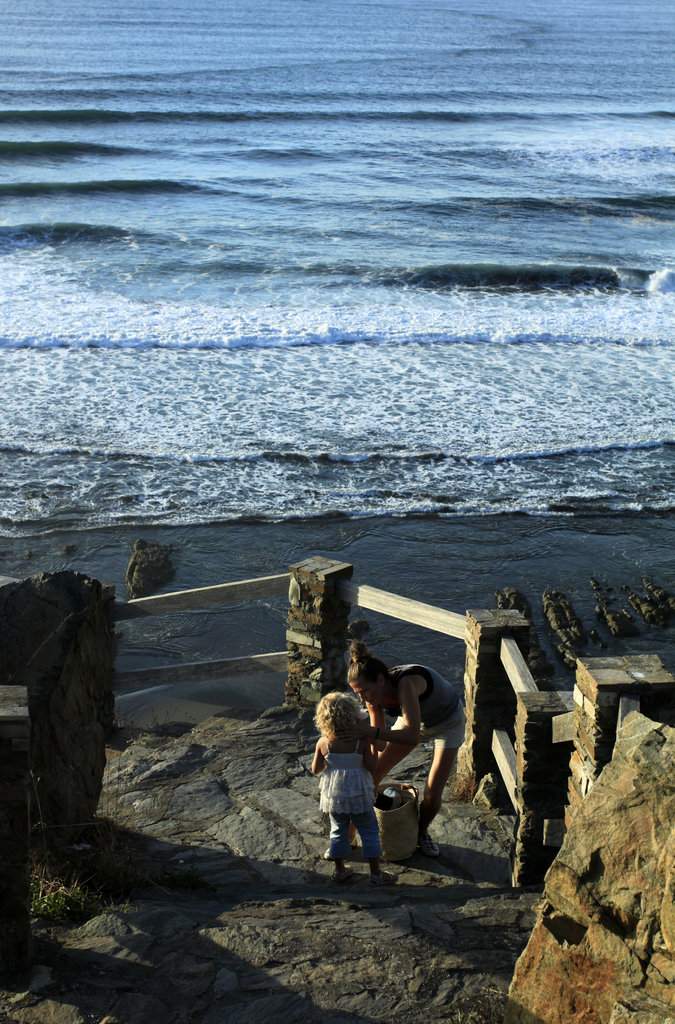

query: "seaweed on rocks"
left=542, top=589, right=587, bottom=669
left=643, top=578, right=675, bottom=613
left=591, top=577, right=640, bottom=637
left=626, top=577, right=675, bottom=627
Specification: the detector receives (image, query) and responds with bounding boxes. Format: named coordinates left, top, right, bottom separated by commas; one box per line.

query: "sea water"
left=1, top=0, right=674, bottom=534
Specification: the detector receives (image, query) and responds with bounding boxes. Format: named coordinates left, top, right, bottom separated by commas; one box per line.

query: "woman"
left=343, top=639, right=465, bottom=857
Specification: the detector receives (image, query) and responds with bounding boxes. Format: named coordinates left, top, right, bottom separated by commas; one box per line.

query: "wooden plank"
left=114, top=651, right=288, bottom=696
left=492, top=729, right=518, bottom=812
left=335, top=580, right=465, bottom=640
left=552, top=710, right=575, bottom=744
left=115, top=573, right=291, bottom=618
left=617, top=694, right=640, bottom=731
left=543, top=819, right=566, bottom=848
left=500, top=636, right=539, bottom=695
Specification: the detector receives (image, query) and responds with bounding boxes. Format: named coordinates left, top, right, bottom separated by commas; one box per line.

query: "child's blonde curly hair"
left=314, top=691, right=362, bottom=738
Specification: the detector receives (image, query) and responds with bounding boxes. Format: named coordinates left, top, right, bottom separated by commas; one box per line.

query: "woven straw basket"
left=374, top=782, right=419, bottom=861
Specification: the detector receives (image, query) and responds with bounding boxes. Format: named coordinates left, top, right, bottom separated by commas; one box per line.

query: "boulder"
left=505, top=713, right=675, bottom=1024
left=125, top=539, right=175, bottom=598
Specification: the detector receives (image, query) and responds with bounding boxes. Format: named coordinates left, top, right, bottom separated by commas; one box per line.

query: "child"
left=312, top=691, right=396, bottom=886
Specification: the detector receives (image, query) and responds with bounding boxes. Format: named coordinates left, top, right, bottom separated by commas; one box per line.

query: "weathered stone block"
left=507, top=714, right=675, bottom=1023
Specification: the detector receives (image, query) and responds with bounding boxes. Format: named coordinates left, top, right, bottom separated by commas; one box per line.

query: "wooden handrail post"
left=460, top=609, right=530, bottom=784
left=0, top=685, right=32, bottom=972
left=285, top=557, right=354, bottom=707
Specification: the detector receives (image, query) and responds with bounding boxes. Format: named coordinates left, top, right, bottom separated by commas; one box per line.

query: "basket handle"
left=400, top=782, right=419, bottom=802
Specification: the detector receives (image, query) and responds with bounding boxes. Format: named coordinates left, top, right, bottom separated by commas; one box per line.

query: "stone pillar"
left=286, top=557, right=353, bottom=707
left=0, top=685, right=32, bottom=973
left=461, top=608, right=530, bottom=783
left=567, top=654, right=675, bottom=825
left=512, top=691, right=571, bottom=886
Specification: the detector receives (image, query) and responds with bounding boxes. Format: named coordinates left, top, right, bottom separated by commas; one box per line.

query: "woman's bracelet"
left=374, top=727, right=380, bottom=739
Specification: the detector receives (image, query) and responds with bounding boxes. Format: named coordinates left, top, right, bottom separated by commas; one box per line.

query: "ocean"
left=1, top=0, right=675, bottom=689
left=1, top=0, right=673, bottom=535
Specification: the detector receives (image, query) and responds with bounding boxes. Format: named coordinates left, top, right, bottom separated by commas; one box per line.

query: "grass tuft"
left=30, top=815, right=145, bottom=922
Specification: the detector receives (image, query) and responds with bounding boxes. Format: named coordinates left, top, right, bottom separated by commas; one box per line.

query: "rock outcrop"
left=125, top=538, right=175, bottom=598
left=0, top=571, right=115, bottom=844
left=542, top=589, right=588, bottom=668
left=505, top=712, right=675, bottom=1024
left=591, top=579, right=640, bottom=639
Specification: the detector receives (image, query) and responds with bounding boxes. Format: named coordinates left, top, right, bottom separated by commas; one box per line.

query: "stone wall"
left=0, top=571, right=115, bottom=973
left=286, top=557, right=353, bottom=706
left=568, top=654, right=675, bottom=823
left=505, top=712, right=675, bottom=1024
left=0, top=686, right=31, bottom=973
left=0, top=571, right=116, bottom=842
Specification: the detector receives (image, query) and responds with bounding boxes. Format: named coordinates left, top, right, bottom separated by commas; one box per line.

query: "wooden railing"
left=335, top=579, right=466, bottom=639
left=114, top=570, right=468, bottom=696
left=113, top=572, right=291, bottom=694
left=115, top=572, right=291, bottom=617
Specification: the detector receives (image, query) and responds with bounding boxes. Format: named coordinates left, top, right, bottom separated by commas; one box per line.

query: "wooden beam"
left=115, top=573, right=291, bottom=618
left=492, top=729, right=518, bottom=813
left=335, top=580, right=465, bottom=640
left=114, top=651, right=288, bottom=696
left=552, top=710, right=575, bottom=744
left=500, top=637, right=539, bottom=695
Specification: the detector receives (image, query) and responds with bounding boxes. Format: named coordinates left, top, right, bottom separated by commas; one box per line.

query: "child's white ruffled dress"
left=319, top=745, right=375, bottom=816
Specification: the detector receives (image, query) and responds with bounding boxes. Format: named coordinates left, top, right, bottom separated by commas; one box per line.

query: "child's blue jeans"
left=328, top=808, right=382, bottom=859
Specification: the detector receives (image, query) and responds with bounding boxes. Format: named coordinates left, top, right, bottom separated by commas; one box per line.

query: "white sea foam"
left=647, top=268, right=675, bottom=293
left=0, top=256, right=673, bottom=351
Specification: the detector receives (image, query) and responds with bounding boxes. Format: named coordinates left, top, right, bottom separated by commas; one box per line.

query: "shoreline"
left=2, top=511, right=675, bottom=720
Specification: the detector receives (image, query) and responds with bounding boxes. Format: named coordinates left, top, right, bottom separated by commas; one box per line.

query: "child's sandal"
left=370, top=870, right=396, bottom=886
left=331, top=866, right=354, bottom=883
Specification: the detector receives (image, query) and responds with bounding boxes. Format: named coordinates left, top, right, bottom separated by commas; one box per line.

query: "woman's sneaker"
left=417, top=831, right=439, bottom=857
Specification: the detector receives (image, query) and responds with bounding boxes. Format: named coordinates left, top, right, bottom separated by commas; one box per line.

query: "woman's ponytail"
left=347, top=640, right=389, bottom=685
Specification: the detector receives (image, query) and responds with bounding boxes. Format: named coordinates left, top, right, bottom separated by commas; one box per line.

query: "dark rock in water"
left=589, top=628, right=606, bottom=648
left=542, top=589, right=588, bottom=666
left=643, top=577, right=675, bottom=612
left=347, top=617, right=370, bottom=638
left=595, top=603, right=639, bottom=637
left=628, top=591, right=669, bottom=627
left=125, top=538, right=176, bottom=598
left=543, top=589, right=587, bottom=644
left=495, top=586, right=532, bottom=619
left=495, top=587, right=554, bottom=680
